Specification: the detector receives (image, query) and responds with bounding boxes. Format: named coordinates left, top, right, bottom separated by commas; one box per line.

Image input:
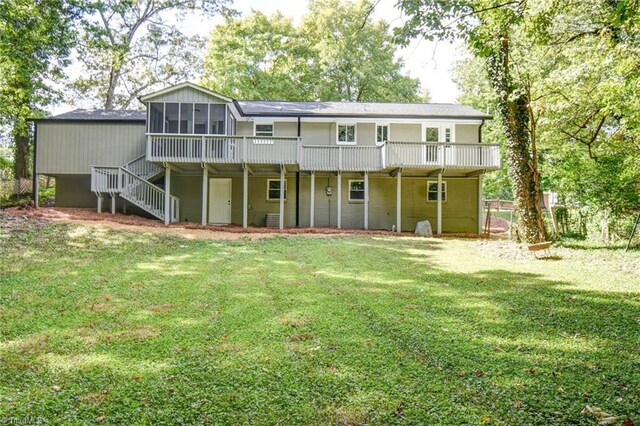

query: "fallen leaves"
left=581, top=405, right=620, bottom=425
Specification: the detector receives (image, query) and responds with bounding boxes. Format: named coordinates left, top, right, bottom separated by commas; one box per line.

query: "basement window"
left=427, top=181, right=447, bottom=202
left=349, top=180, right=365, bottom=202
left=267, top=179, right=287, bottom=201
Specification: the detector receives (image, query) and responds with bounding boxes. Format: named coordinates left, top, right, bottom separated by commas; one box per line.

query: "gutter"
left=295, top=116, right=301, bottom=227
left=32, top=123, right=38, bottom=207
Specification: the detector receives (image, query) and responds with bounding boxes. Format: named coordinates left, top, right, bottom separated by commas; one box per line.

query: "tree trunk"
left=12, top=126, right=30, bottom=180
left=488, top=35, right=547, bottom=243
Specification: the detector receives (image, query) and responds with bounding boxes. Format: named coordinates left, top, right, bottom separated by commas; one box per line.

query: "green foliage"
left=202, top=0, right=424, bottom=102
left=1, top=223, right=639, bottom=423
left=0, top=0, right=80, bottom=177
left=72, top=0, right=233, bottom=109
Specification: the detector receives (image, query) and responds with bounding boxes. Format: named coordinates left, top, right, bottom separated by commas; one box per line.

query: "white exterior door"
left=209, top=178, right=232, bottom=224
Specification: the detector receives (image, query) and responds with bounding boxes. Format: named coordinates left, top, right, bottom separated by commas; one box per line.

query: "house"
left=32, top=82, right=500, bottom=234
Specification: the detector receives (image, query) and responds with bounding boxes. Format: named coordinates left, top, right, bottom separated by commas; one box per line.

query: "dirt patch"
left=2, top=207, right=495, bottom=241
left=148, top=304, right=174, bottom=313
left=288, top=332, right=315, bottom=342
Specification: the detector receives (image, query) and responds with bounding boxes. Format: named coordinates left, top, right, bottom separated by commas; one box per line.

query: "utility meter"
left=325, top=186, right=333, bottom=196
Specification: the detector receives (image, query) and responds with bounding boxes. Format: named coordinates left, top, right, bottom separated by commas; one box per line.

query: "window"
left=376, top=124, right=389, bottom=144
left=255, top=123, right=274, bottom=137
left=209, top=104, right=226, bottom=134
left=267, top=179, right=287, bottom=201
left=337, top=124, right=356, bottom=144
left=425, top=127, right=439, bottom=142
left=444, top=127, right=451, bottom=143
left=194, top=103, right=208, bottom=134
left=349, top=180, right=365, bottom=202
left=165, top=103, right=179, bottom=133
left=427, top=181, right=447, bottom=202
left=180, top=103, right=193, bottom=134
left=149, top=102, right=163, bottom=133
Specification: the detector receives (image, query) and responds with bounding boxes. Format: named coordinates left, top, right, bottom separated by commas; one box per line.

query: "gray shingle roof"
left=235, top=101, right=491, bottom=119
left=38, top=109, right=146, bottom=122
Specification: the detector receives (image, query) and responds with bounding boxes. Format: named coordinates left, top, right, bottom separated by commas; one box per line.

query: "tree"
left=73, top=0, right=233, bottom=110
left=395, top=1, right=551, bottom=242
left=202, top=0, right=424, bottom=102
left=405, top=0, right=640, bottom=241
left=0, top=0, right=79, bottom=179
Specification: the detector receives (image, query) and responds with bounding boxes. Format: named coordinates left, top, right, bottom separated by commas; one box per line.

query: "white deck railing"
left=300, top=145, right=383, bottom=171
left=147, top=134, right=301, bottom=164
left=145, top=134, right=500, bottom=171
left=385, top=142, right=501, bottom=169
left=91, top=165, right=179, bottom=222
left=123, top=155, right=163, bottom=180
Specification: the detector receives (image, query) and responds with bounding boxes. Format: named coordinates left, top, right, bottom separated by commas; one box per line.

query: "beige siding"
left=275, top=122, right=298, bottom=137
left=390, top=123, right=421, bottom=141
left=356, top=123, right=376, bottom=146
left=171, top=172, right=479, bottom=233
left=145, top=86, right=230, bottom=104
left=300, top=122, right=333, bottom=145
left=455, top=124, right=479, bottom=143
left=54, top=175, right=95, bottom=207
left=236, top=121, right=253, bottom=136
left=36, top=122, right=145, bottom=174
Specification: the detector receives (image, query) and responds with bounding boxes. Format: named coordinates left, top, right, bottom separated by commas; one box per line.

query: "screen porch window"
left=255, top=124, right=274, bottom=137
left=427, top=181, right=447, bottom=202
left=209, top=104, right=225, bottom=134
left=180, top=103, right=193, bottom=134
left=376, top=125, right=389, bottom=144
left=165, top=103, right=179, bottom=133
left=337, top=124, right=356, bottom=144
left=267, top=179, right=287, bottom=201
left=194, top=104, right=208, bottom=134
left=149, top=103, right=163, bottom=133
left=349, top=180, right=365, bottom=202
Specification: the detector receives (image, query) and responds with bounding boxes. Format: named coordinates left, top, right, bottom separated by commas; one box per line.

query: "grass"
left=0, top=221, right=639, bottom=425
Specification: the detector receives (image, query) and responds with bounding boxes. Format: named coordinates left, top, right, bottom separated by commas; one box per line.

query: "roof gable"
left=139, top=82, right=232, bottom=103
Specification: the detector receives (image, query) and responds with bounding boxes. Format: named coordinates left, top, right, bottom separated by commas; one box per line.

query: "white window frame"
left=375, top=123, right=390, bottom=145
left=336, top=123, right=357, bottom=145
left=254, top=122, right=274, bottom=137
left=426, top=180, right=447, bottom=202
left=348, top=179, right=365, bottom=203
left=421, top=124, right=455, bottom=143
left=147, top=102, right=230, bottom=136
left=266, top=179, right=287, bottom=202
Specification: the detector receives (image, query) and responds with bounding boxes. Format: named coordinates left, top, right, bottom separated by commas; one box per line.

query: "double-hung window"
left=267, top=179, right=287, bottom=201
left=337, top=124, right=356, bottom=144
left=427, top=181, right=447, bottom=202
left=376, top=124, right=389, bottom=145
left=349, top=180, right=365, bottom=202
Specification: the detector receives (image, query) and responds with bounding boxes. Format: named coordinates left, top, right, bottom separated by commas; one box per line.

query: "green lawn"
left=1, top=220, right=639, bottom=425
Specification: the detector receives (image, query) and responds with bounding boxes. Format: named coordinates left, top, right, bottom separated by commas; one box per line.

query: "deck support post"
left=337, top=172, right=342, bottom=229
left=97, top=195, right=103, bottom=214
left=477, top=175, right=483, bottom=235
left=310, top=171, right=315, bottom=228
left=437, top=172, right=443, bottom=236
left=243, top=165, right=249, bottom=229
left=396, top=170, right=402, bottom=233
left=364, top=171, right=369, bottom=230
left=201, top=166, right=208, bottom=225
left=164, top=165, right=171, bottom=225
left=279, top=166, right=285, bottom=230
left=122, top=200, right=127, bottom=214
left=111, top=195, right=116, bottom=215
left=33, top=174, right=39, bottom=208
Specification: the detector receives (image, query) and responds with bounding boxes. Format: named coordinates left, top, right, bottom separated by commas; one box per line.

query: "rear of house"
left=34, top=82, right=500, bottom=234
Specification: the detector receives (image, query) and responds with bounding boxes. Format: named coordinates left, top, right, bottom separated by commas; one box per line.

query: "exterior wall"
left=54, top=175, right=95, bottom=207
left=389, top=123, right=421, bottom=141
left=36, top=122, right=145, bottom=174
left=300, top=122, right=333, bottom=145
left=144, top=86, right=229, bottom=103
left=171, top=172, right=479, bottom=233
left=455, top=124, right=480, bottom=143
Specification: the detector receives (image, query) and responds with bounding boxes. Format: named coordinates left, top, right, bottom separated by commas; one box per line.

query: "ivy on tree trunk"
left=488, top=35, right=546, bottom=243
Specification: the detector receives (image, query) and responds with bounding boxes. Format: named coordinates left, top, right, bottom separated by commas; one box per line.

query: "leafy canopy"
left=203, top=0, right=425, bottom=102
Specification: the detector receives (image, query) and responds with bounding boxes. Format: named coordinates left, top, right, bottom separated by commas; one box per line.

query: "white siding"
left=36, top=122, right=145, bottom=174
left=146, top=87, right=229, bottom=104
